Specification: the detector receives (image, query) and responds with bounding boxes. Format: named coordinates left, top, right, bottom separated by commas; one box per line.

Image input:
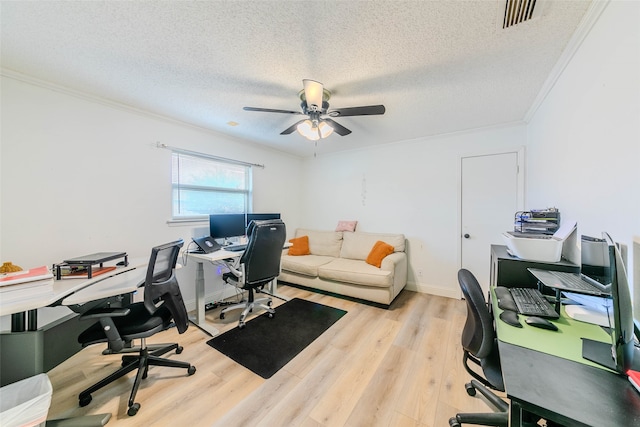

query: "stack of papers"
left=563, top=292, right=613, bottom=327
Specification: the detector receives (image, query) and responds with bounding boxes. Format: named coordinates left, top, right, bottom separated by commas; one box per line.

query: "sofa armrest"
left=381, top=252, right=408, bottom=291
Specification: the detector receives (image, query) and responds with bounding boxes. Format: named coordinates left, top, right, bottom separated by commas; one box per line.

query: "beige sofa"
left=278, top=228, right=407, bottom=306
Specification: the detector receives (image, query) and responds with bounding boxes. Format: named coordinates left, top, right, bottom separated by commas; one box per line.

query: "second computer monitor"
left=246, top=213, right=281, bottom=227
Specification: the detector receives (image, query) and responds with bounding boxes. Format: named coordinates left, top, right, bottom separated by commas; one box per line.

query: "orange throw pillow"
left=366, top=241, right=395, bottom=268
left=288, top=235, right=310, bottom=256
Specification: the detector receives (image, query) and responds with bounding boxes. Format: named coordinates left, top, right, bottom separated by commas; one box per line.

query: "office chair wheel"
left=79, top=394, right=92, bottom=407
left=176, top=345, right=183, bottom=354
left=267, top=312, right=274, bottom=319
left=220, top=312, right=225, bottom=320
left=127, top=403, right=140, bottom=416
left=448, top=417, right=461, bottom=427
left=188, top=366, right=196, bottom=375
left=465, top=382, right=476, bottom=396
left=238, top=321, right=246, bottom=329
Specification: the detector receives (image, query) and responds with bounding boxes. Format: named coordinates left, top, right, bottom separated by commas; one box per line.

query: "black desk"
left=491, top=288, right=640, bottom=426
left=500, top=342, right=640, bottom=426
left=490, top=244, right=579, bottom=288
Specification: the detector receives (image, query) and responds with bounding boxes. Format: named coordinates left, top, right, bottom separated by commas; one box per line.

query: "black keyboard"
left=509, top=288, right=559, bottom=319
left=225, top=244, right=247, bottom=252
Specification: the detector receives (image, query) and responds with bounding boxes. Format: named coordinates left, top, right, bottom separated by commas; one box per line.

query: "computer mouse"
left=499, top=310, right=522, bottom=328
left=525, top=316, right=558, bottom=331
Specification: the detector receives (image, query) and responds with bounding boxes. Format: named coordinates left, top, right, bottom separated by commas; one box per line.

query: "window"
left=171, top=152, right=252, bottom=219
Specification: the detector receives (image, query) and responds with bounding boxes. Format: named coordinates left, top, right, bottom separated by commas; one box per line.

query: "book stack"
left=0, top=265, right=54, bottom=301
left=629, top=370, right=640, bottom=394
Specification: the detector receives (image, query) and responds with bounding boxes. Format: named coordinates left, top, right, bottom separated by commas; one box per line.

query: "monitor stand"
left=582, top=338, right=640, bottom=372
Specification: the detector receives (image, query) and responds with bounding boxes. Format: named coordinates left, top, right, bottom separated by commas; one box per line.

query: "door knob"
left=463, top=234, right=470, bottom=239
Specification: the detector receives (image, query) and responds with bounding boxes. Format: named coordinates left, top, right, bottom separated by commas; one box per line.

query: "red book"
left=628, top=369, right=640, bottom=394
left=0, top=265, right=53, bottom=286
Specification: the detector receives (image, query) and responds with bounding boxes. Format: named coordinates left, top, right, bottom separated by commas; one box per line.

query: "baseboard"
left=406, top=280, right=461, bottom=299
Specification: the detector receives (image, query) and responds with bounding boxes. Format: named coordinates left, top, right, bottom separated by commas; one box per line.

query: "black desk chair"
left=220, top=219, right=286, bottom=329
left=76, top=239, right=196, bottom=416
left=449, top=269, right=509, bottom=427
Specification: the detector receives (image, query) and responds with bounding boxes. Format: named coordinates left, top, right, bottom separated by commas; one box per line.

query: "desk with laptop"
left=186, top=213, right=288, bottom=336
left=491, top=232, right=640, bottom=426
left=185, top=245, right=290, bottom=337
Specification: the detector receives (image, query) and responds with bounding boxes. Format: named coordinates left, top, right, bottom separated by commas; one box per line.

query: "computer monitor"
left=606, top=233, right=636, bottom=373
left=246, top=213, right=280, bottom=227
left=582, top=232, right=638, bottom=374
left=209, top=214, right=246, bottom=242
left=580, top=234, right=611, bottom=286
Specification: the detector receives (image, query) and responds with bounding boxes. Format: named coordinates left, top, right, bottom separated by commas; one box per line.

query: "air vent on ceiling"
left=503, top=0, right=537, bottom=28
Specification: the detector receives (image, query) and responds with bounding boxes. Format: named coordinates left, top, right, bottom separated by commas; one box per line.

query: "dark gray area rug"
left=206, top=298, right=347, bottom=378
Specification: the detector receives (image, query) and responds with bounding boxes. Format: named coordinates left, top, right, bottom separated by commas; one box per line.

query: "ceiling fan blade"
left=243, top=106, right=303, bottom=115
left=328, top=105, right=386, bottom=117
left=303, top=79, right=324, bottom=111
left=280, top=120, right=306, bottom=135
left=323, top=118, right=352, bottom=136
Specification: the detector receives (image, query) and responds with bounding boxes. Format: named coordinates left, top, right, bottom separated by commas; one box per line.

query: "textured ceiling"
left=1, top=1, right=592, bottom=157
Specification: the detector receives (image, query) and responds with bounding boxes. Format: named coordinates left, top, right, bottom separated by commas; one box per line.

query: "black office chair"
left=220, top=219, right=286, bottom=328
left=76, top=239, right=196, bottom=416
left=449, top=268, right=509, bottom=427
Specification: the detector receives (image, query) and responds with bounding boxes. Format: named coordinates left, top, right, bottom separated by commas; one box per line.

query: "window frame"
left=170, top=151, right=253, bottom=221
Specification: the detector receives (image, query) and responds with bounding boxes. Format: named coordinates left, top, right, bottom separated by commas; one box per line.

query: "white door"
left=460, top=150, right=523, bottom=296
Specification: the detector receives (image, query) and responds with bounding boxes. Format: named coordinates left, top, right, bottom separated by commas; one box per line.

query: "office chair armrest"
left=78, top=308, right=130, bottom=352
left=79, top=307, right=131, bottom=320
left=223, top=260, right=243, bottom=278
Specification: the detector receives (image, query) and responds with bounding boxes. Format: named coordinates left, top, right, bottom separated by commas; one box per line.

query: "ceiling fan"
left=243, top=79, right=386, bottom=141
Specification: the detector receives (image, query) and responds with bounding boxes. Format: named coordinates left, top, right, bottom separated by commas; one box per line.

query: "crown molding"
left=523, top=0, right=610, bottom=123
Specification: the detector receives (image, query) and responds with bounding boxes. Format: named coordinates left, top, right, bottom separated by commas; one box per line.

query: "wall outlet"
left=417, top=269, right=423, bottom=279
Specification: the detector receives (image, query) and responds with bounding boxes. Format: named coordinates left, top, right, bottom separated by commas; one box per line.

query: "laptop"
left=192, top=236, right=221, bottom=253
left=528, top=268, right=610, bottom=296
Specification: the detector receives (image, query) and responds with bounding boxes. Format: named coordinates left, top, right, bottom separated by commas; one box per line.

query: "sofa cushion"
left=288, top=235, right=310, bottom=256
left=366, top=241, right=395, bottom=268
left=318, top=258, right=393, bottom=288
left=296, top=228, right=343, bottom=257
left=281, top=254, right=335, bottom=277
left=340, top=232, right=406, bottom=260
left=335, top=220, right=357, bottom=232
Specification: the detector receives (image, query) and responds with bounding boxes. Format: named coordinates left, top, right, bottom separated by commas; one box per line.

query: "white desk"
left=0, top=258, right=147, bottom=328
left=0, top=259, right=148, bottom=386
left=186, top=246, right=290, bottom=336
left=185, top=249, right=242, bottom=336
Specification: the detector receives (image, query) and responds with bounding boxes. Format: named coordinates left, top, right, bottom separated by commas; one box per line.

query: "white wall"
left=300, top=124, right=527, bottom=297
left=526, top=0, right=640, bottom=286
left=0, top=76, right=304, bottom=328
left=2, top=0, right=637, bottom=330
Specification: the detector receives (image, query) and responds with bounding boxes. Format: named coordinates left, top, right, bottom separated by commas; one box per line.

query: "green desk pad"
left=491, top=287, right=614, bottom=371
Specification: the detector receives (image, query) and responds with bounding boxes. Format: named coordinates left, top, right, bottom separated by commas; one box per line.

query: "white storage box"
left=0, top=374, right=52, bottom=427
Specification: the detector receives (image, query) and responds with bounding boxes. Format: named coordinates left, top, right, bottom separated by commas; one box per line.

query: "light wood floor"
left=47, top=285, right=501, bottom=426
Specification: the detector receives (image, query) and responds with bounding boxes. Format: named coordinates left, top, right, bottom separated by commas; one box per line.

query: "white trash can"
left=0, top=374, right=53, bottom=427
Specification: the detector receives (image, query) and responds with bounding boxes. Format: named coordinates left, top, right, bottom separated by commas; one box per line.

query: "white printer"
left=502, top=220, right=578, bottom=263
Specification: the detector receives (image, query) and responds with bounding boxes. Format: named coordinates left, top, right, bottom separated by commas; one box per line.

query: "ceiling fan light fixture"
left=302, top=79, right=324, bottom=112
left=296, top=119, right=333, bottom=141
left=318, top=121, right=333, bottom=138
left=297, top=119, right=319, bottom=140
